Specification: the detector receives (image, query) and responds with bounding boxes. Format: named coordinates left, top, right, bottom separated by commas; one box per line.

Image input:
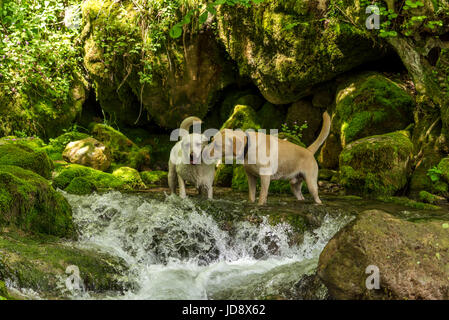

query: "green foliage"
left=427, top=166, right=443, bottom=183
left=0, top=0, right=82, bottom=105
left=281, top=122, right=308, bottom=141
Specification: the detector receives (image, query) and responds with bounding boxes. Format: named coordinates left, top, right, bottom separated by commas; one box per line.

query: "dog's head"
left=206, top=129, right=247, bottom=163
left=180, top=133, right=209, bottom=165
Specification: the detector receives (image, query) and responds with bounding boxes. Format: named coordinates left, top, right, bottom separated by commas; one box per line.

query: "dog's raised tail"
left=180, top=116, right=202, bottom=131
left=307, top=111, right=331, bottom=155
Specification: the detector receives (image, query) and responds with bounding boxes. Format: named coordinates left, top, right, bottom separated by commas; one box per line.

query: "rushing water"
left=63, top=191, right=353, bottom=300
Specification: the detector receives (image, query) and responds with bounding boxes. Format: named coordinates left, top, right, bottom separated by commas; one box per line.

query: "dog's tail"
left=307, top=111, right=331, bottom=155
left=180, top=116, right=202, bottom=131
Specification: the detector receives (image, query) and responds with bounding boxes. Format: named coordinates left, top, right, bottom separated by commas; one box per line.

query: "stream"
left=62, top=190, right=354, bottom=300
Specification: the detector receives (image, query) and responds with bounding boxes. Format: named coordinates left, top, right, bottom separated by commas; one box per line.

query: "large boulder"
left=318, top=210, right=449, bottom=299
left=0, top=165, right=75, bottom=238
left=91, top=124, right=150, bottom=170
left=216, top=0, right=385, bottom=104
left=63, top=137, right=112, bottom=171
left=335, top=73, right=415, bottom=147
left=339, top=131, right=414, bottom=196
left=0, top=144, right=53, bottom=179
left=81, top=0, right=235, bottom=129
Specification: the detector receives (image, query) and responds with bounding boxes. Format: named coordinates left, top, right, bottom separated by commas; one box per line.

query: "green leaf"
left=199, top=11, right=208, bottom=25
left=442, top=223, right=449, bottom=229
left=169, top=25, right=182, bottom=39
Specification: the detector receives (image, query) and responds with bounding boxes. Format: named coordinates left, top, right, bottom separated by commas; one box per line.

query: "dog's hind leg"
left=245, top=170, right=257, bottom=203
left=290, top=178, right=305, bottom=201
left=178, top=176, right=187, bottom=198
left=168, top=161, right=177, bottom=195
left=304, top=170, right=321, bottom=204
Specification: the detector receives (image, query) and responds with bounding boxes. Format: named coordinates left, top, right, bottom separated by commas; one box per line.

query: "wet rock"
left=318, top=209, right=449, bottom=299
left=63, top=137, right=111, bottom=171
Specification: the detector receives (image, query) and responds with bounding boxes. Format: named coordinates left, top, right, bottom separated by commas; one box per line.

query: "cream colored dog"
left=206, top=112, right=331, bottom=205
left=168, top=116, right=215, bottom=199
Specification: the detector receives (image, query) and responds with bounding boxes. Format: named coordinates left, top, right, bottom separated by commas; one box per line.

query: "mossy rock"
left=377, top=196, right=440, bottom=210
left=82, top=0, right=235, bottom=129
left=140, top=170, right=168, bottom=187
left=0, top=77, right=86, bottom=139
left=63, top=137, right=112, bottom=171
left=339, top=131, right=413, bottom=196
left=216, top=1, right=385, bottom=104
left=0, top=144, right=53, bottom=179
left=0, top=165, right=75, bottom=238
left=43, top=132, right=91, bottom=161
left=65, top=177, right=97, bottom=195
left=222, top=105, right=261, bottom=131
left=418, top=191, right=442, bottom=205
left=0, top=136, right=46, bottom=151
left=112, top=167, right=146, bottom=190
left=318, top=210, right=449, bottom=299
left=335, top=73, right=415, bottom=146
left=91, top=124, right=151, bottom=170
left=53, top=164, right=125, bottom=192
left=0, top=228, right=132, bottom=299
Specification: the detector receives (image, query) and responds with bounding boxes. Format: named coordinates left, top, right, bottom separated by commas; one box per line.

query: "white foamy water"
left=63, top=191, right=352, bottom=300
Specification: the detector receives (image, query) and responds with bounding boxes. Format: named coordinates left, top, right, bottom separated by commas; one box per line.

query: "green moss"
left=222, top=105, right=261, bottom=131
left=437, top=157, right=449, bottom=183
left=112, top=167, right=146, bottom=190
left=0, top=228, right=131, bottom=298
left=65, top=177, right=97, bottom=195
left=418, top=191, right=441, bottom=204
left=377, top=196, right=441, bottom=210
left=53, top=164, right=125, bottom=192
left=336, top=73, right=415, bottom=146
left=140, top=170, right=168, bottom=187
left=217, top=2, right=384, bottom=104
left=0, top=144, right=53, bottom=179
left=0, top=165, right=75, bottom=238
left=339, top=131, right=413, bottom=196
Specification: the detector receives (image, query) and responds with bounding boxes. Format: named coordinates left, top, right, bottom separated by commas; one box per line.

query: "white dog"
left=168, top=116, right=216, bottom=199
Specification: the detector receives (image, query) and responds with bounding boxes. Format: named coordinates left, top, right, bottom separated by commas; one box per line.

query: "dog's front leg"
left=258, top=175, right=271, bottom=205
left=178, top=176, right=187, bottom=198
left=245, top=170, right=257, bottom=203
